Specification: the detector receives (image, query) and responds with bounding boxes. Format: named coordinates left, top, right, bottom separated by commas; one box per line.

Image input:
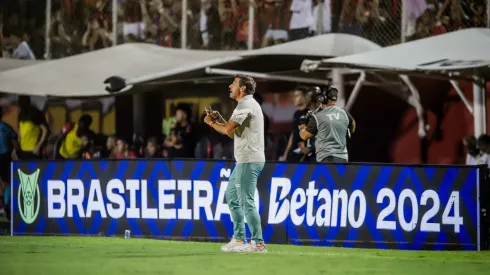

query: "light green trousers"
left=225, top=162, right=265, bottom=244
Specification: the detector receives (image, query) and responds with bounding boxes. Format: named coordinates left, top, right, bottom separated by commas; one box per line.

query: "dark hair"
left=477, top=134, right=490, bottom=152
left=10, top=31, right=23, bottom=39
left=79, top=114, right=93, bottom=128
left=0, top=105, right=3, bottom=117
left=147, top=136, right=159, bottom=145
left=464, top=136, right=479, bottom=157
left=295, top=86, right=309, bottom=96
left=235, top=74, right=256, bottom=95
left=175, top=103, right=192, bottom=117
left=117, top=136, right=129, bottom=145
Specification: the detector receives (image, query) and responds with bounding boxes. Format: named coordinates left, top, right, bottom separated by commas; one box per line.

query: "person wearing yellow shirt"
left=18, top=102, right=50, bottom=159
left=58, top=115, right=95, bottom=159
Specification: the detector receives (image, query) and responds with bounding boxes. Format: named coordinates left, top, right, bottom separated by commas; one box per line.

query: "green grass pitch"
left=1, top=236, right=489, bottom=275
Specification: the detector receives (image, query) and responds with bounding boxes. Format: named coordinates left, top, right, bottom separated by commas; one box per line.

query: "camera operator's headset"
left=312, top=85, right=351, bottom=139
left=313, top=86, right=338, bottom=104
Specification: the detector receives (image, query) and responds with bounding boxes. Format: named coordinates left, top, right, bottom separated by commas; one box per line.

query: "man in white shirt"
left=310, top=0, right=331, bottom=35
left=289, top=0, right=314, bottom=40
left=204, top=74, right=267, bottom=253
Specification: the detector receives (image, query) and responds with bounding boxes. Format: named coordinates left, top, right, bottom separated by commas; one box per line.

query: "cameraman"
left=298, top=89, right=320, bottom=162
left=299, top=86, right=356, bottom=163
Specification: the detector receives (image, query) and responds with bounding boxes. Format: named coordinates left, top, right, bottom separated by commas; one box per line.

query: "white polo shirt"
left=229, top=94, right=265, bottom=163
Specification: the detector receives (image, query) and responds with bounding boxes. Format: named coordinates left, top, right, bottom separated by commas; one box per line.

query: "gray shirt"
left=306, top=106, right=352, bottom=162
left=229, top=94, right=266, bottom=163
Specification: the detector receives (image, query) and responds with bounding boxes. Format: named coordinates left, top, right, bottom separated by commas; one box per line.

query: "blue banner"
left=11, top=160, right=485, bottom=250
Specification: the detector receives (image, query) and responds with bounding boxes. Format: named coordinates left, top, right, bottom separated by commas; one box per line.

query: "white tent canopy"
left=314, top=28, right=490, bottom=137
left=125, top=33, right=381, bottom=89
left=0, top=33, right=380, bottom=98
left=241, top=33, right=380, bottom=57
left=0, top=44, right=241, bottom=97
left=318, top=28, right=490, bottom=76
left=0, top=59, right=40, bottom=72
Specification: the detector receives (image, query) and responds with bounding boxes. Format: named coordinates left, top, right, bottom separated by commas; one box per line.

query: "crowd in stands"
left=0, top=96, right=275, bottom=163
left=1, top=0, right=487, bottom=60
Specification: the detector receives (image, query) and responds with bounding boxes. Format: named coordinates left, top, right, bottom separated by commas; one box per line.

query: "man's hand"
left=204, top=106, right=227, bottom=124
left=33, top=145, right=41, bottom=155
left=204, top=114, right=213, bottom=125
left=299, top=126, right=313, bottom=141
left=298, top=142, right=310, bottom=154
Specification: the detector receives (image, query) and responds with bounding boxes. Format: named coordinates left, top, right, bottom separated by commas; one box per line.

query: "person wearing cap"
left=298, top=85, right=356, bottom=163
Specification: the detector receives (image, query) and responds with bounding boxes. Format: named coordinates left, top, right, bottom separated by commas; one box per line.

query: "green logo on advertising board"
left=17, top=169, right=41, bottom=224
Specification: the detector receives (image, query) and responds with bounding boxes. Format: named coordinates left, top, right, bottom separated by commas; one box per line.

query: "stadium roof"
left=0, top=44, right=240, bottom=98
left=0, top=58, right=40, bottom=72
left=241, top=33, right=380, bottom=57
left=0, top=33, right=380, bottom=98
left=315, top=28, right=490, bottom=80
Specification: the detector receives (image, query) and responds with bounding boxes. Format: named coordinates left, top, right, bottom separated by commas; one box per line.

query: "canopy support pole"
left=112, top=0, right=118, bottom=45
left=181, top=0, right=188, bottom=48
left=133, top=93, right=145, bottom=136
left=205, top=67, right=330, bottom=86
left=332, top=69, right=345, bottom=108
left=400, top=75, right=427, bottom=138
left=473, top=73, right=487, bottom=137
left=345, top=71, right=365, bottom=111
left=450, top=80, right=473, bottom=114
left=44, top=0, right=52, bottom=59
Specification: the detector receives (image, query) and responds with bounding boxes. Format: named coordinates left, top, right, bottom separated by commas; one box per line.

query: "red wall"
left=391, top=81, right=490, bottom=164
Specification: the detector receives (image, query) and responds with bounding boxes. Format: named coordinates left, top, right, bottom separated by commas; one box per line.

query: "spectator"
left=81, top=135, right=96, bottom=159
left=17, top=97, right=50, bottom=159
left=261, top=0, right=289, bottom=47
left=477, top=134, right=490, bottom=153
left=476, top=134, right=490, bottom=171
left=112, top=137, right=137, bottom=158
left=202, top=0, right=222, bottom=50
left=145, top=136, right=162, bottom=158
left=58, top=114, right=95, bottom=159
left=164, top=103, right=196, bottom=158
left=132, top=133, right=145, bottom=157
left=289, top=0, right=313, bottom=40
left=49, top=10, right=75, bottom=58
left=235, top=0, right=258, bottom=49
left=81, top=18, right=109, bottom=51
left=123, top=0, right=144, bottom=42
left=310, top=0, right=331, bottom=35
left=338, top=0, right=363, bottom=36
left=463, top=136, right=488, bottom=166
left=219, top=0, right=237, bottom=50
left=140, top=0, right=179, bottom=47
left=279, top=87, right=309, bottom=161
left=9, top=32, right=36, bottom=60
left=0, top=105, right=20, bottom=222
left=101, top=135, right=116, bottom=158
